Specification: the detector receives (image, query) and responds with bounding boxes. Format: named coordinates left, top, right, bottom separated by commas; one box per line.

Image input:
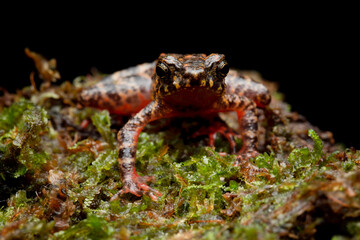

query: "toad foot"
left=110, top=175, right=162, bottom=201
left=234, top=150, right=269, bottom=181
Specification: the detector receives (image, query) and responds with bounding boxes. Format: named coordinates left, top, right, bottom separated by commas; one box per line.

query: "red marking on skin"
left=132, top=168, right=139, bottom=178
left=236, top=111, right=244, bottom=121
left=239, top=144, right=247, bottom=153
left=110, top=99, right=152, bottom=115
left=80, top=119, right=90, bottom=129
left=193, top=121, right=239, bottom=153
left=255, top=101, right=266, bottom=108
left=208, top=132, right=216, bottom=147
left=163, top=88, right=220, bottom=109
left=134, top=126, right=145, bottom=144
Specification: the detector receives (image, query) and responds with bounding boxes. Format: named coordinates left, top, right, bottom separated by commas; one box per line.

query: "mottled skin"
left=80, top=53, right=271, bottom=201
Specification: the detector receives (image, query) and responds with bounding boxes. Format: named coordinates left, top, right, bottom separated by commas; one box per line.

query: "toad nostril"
left=184, top=66, right=204, bottom=76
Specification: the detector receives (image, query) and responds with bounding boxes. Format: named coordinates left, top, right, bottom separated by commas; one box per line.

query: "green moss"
left=0, top=99, right=49, bottom=180
left=231, top=222, right=277, bottom=240
left=1, top=97, right=358, bottom=239
left=84, top=149, right=117, bottom=186
left=254, top=152, right=280, bottom=182
left=0, top=206, right=14, bottom=229
left=10, top=189, right=29, bottom=207
left=0, top=190, right=30, bottom=228
left=185, top=222, right=278, bottom=240
left=0, top=99, right=35, bottom=131
left=346, top=221, right=360, bottom=236
left=55, top=214, right=115, bottom=240
left=134, top=130, right=242, bottom=220
left=287, top=129, right=323, bottom=179
left=90, top=110, right=116, bottom=147
left=342, top=159, right=356, bottom=172
left=67, top=151, right=95, bottom=174
left=70, top=152, right=118, bottom=211
left=308, top=129, right=323, bottom=159
left=0, top=216, right=54, bottom=240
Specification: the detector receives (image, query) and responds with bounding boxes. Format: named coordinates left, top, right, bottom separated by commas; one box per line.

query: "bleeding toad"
left=80, top=53, right=271, bottom=201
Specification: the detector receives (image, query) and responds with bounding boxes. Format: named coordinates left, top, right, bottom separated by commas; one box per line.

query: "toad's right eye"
left=216, top=60, right=229, bottom=78
left=156, top=62, right=170, bottom=79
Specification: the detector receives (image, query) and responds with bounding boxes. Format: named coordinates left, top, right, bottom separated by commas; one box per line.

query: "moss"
left=0, top=99, right=35, bottom=131
left=55, top=214, right=115, bottom=240
left=90, top=110, right=116, bottom=148
left=347, top=221, right=360, bottom=236
left=0, top=99, right=49, bottom=177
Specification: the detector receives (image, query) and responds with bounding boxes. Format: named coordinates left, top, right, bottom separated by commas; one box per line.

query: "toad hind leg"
left=110, top=101, right=171, bottom=201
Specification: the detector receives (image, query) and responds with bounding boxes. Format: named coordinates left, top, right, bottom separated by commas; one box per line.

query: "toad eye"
left=156, top=62, right=170, bottom=79
left=217, top=60, right=229, bottom=77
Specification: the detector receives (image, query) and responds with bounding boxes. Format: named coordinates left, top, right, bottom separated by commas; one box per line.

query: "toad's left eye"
left=217, top=60, right=229, bottom=77
left=156, top=62, right=170, bottom=79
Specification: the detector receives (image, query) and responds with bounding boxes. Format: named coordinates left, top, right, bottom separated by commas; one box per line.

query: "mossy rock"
left=1, top=63, right=359, bottom=240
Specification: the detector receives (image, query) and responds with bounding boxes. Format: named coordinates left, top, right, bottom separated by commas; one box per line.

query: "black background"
left=2, top=6, right=359, bottom=148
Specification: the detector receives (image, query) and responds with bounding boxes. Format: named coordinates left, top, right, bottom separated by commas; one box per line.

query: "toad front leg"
left=214, top=94, right=265, bottom=176
left=110, top=101, right=171, bottom=201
